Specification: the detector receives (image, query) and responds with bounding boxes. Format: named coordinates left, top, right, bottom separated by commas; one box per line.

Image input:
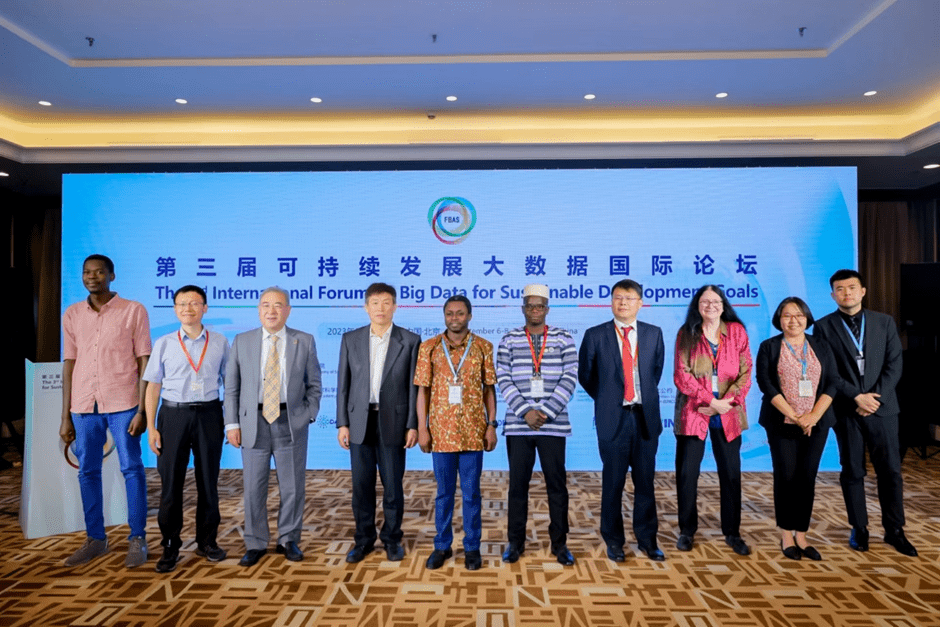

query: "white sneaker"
left=125, top=536, right=148, bottom=568
left=64, top=537, right=109, bottom=567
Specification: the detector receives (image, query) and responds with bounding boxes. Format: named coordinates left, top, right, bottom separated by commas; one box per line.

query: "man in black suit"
left=813, top=269, right=917, bottom=556
left=337, top=283, right=420, bottom=563
left=578, top=279, right=665, bottom=562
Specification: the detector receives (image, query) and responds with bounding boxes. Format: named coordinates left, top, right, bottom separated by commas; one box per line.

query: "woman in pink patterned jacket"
left=673, top=285, right=752, bottom=557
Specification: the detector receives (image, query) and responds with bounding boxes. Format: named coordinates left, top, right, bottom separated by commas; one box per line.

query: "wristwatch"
left=486, top=420, right=498, bottom=428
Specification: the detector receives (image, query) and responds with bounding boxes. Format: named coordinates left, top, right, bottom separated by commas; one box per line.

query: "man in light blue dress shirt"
left=144, top=285, right=230, bottom=572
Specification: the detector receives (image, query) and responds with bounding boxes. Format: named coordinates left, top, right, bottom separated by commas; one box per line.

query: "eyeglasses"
left=612, top=296, right=640, bottom=304
left=780, top=313, right=806, bottom=321
left=174, top=301, right=205, bottom=309
left=700, top=300, right=723, bottom=308
left=523, top=304, right=547, bottom=311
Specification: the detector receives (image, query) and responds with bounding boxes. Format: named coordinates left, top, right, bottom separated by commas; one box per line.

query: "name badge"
left=530, top=376, right=544, bottom=399
left=711, top=373, right=720, bottom=394
left=798, top=379, right=813, bottom=398
left=856, top=356, right=865, bottom=375
left=448, top=384, right=463, bottom=405
left=190, top=380, right=204, bottom=398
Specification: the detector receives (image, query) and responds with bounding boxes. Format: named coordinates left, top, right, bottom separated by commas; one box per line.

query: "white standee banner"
left=21, top=360, right=128, bottom=539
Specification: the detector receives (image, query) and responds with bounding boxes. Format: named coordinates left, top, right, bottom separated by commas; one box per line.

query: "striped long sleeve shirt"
left=496, top=326, right=578, bottom=437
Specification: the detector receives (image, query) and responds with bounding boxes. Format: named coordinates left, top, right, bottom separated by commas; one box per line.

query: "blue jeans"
left=72, top=407, right=147, bottom=540
left=432, top=451, right=483, bottom=552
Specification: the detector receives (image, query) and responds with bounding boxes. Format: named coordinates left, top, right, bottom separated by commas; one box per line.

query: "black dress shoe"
left=345, top=545, right=374, bottom=563
left=155, top=547, right=180, bottom=573
left=606, top=545, right=625, bottom=562
left=725, top=535, right=751, bottom=556
left=501, top=544, right=524, bottom=564
left=464, top=550, right=482, bottom=570
left=781, top=541, right=802, bottom=561
left=849, top=527, right=869, bottom=552
left=238, top=548, right=267, bottom=567
left=385, top=543, right=405, bottom=561
left=276, top=541, right=304, bottom=562
left=195, top=544, right=227, bottom=562
left=638, top=543, right=665, bottom=561
left=798, top=545, right=822, bottom=561
left=676, top=535, right=694, bottom=552
left=884, top=529, right=918, bottom=557
left=552, top=546, right=575, bottom=566
left=425, top=548, right=452, bottom=570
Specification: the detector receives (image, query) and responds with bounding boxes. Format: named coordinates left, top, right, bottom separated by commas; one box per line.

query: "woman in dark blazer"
left=756, top=297, right=837, bottom=561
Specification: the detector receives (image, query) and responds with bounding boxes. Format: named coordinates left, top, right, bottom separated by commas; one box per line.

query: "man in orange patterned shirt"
left=415, top=295, right=497, bottom=571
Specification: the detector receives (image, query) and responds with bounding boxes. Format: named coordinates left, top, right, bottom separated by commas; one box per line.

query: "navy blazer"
left=813, top=310, right=903, bottom=418
left=336, top=324, right=420, bottom=447
left=756, top=333, right=838, bottom=433
left=578, top=319, right=664, bottom=441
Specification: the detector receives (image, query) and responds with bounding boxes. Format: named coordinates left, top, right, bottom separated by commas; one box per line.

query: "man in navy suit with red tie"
left=579, top=279, right=665, bottom=562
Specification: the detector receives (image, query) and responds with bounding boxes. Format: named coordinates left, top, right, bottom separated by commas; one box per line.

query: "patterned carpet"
left=1, top=451, right=938, bottom=627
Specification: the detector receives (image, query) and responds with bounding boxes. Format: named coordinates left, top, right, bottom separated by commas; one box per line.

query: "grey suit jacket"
left=224, top=326, right=322, bottom=449
left=336, top=324, right=420, bottom=447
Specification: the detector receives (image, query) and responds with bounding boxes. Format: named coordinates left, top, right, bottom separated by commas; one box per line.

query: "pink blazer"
left=673, top=321, right=752, bottom=442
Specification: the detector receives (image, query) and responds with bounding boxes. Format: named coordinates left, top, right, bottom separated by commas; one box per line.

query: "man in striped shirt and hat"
left=496, top=284, right=579, bottom=566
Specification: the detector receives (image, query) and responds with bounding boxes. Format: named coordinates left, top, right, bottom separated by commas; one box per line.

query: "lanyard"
left=840, top=315, right=865, bottom=356
left=525, top=326, right=547, bottom=375
left=703, top=332, right=722, bottom=373
left=441, top=334, right=474, bottom=382
left=783, top=338, right=809, bottom=378
left=177, top=329, right=209, bottom=373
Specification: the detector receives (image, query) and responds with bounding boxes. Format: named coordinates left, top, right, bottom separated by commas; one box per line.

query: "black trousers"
left=832, top=412, right=905, bottom=531
left=597, top=405, right=659, bottom=548
left=675, top=427, right=741, bottom=537
left=506, top=434, right=569, bottom=551
left=766, top=424, right=829, bottom=531
left=156, top=400, right=224, bottom=549
left=349, top=407, right=406, bottom=547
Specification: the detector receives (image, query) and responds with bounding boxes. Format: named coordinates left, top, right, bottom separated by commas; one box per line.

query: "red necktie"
left=622, top=326, right=635, bottom=402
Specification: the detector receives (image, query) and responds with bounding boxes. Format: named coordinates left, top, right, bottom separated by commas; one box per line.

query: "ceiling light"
left=175, top=98, right=187, bottom=104
left=38, top=100, right=51, bottom=106
left=446, top=96, right=457, bottom=102
left=0, top=172, right=8, bottom=177
left=925, top=164, right=940, bottom=170
left=715, top=92, right=728, bottom=99
left=583, top=94, right=595, bottom=100
left=310, top=97, right=322, bottom=103
left=864, top=91, right=877, bottom=97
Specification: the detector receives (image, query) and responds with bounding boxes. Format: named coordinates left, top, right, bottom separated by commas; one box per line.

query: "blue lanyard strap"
left=442, top=334, right=474, bottom=381
left=783, top=338, right=809, bottom=378
left=840, top=314, right=865, bottom=356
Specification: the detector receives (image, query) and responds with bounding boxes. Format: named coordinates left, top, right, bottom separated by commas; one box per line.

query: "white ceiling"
left=1, top=0, right=939, bottom=190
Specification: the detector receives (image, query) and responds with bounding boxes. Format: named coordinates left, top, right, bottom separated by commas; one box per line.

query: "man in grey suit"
left=225, top=286, right=322, bottom=567
left=337, top=283, right=420, bottom=563
left=813, top=269, right=917, bottom=557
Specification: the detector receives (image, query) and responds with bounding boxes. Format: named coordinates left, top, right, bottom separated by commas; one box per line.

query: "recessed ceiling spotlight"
left=925, top=163, right=940, bottom=170
left=864, top=90, right=877, bottom=97
left=38, top=100, right=52, bottom=106
left=715, top=92, right=728, bottom=99
left=584, top=94, right=596, bottom=100
left=175, top=98, right=187, bottom=104
left=310, top=97, right=322, bottom=103
left=446, top=96, right=457, bottom=102
left=0, top=172, right=8, bottom=177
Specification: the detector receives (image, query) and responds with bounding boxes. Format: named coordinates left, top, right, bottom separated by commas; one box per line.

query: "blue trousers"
left=432, top=451, right=483, bottom=552
left=72, top=407, right=148, bottom=540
